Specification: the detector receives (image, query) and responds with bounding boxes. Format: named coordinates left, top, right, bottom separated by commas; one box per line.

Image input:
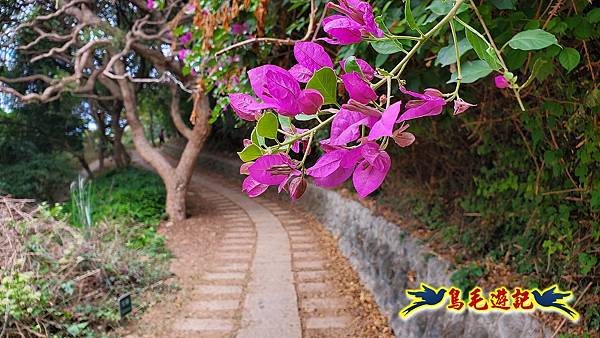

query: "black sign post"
left=118, top=294, right=132, bottom=318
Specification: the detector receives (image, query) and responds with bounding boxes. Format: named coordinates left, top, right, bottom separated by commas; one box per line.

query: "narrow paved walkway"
left=170, top=174, right=354, bottom=337
left=125, top=149, right=393, bottom=337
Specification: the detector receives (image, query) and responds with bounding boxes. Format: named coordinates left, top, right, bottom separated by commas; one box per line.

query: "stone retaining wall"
left=199, top=153, right=550, bottom=338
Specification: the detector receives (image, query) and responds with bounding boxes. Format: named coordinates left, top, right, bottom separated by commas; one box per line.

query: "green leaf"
left=256, top=112, right=278, bottom=139
left=490, top=0, right=514, bottom=9
left=448, top=60, right=493, bottom=84
left=344, top=56, right=364, bottom=78
left=587, top=8, right=600, bottom=24
left=251, top=128, right=266, bottom=147
left=237, top=144, right=263, bottom=162
left=306, top=67, right=337, bottom=105
left=277, top=115, right=292, bottom=131
left=574, top=20, right=593, bottom=40
left=505, top=49, right=528, bottom=70
left=370, top=40, right=404, bottom=54
left=294, top=114, right=318, bottom=121
left=436, top=38, right=472, bottom=66
left=375, top=53, right=389, bottom=67
left=465, top=29, right=501, bottom=70
left=405, top=0, right=421, bottom=33
left=558, top=47, right=580, bottom=72
left=508, top=29, right=558, bottom=50
left=531, top=58, right=553, bottom=81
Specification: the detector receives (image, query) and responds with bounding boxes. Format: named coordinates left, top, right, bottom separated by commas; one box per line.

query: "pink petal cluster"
left=146, top=0, right=156, bottom=9
left=179, top=32, right=193, bottom=45
left=289, top=42, right=334, bottom=82
left=397, top=87, right=446, bottom=122
left=341, top=72, right=377, bottom=104
left=231, top=22, right=250, bottom=35
left=322, top=0, right=384, bottom=45
left=178, top=48, right=190, bottom=61
left=494, top=75, right=511, bottom=89
left=231, top=39, right=479, bottom=200
left=229, top=42, right=333, bottom=120
left=242, top=153, right=301, bottom=198
left=307, top=142, right=390, bottom=198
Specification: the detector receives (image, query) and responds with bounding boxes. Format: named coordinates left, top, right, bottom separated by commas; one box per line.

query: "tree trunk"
left=90, top=105, right=107, bottom=171
left=165, top=176, right=187, bottom=221
left=98, top=146, right=105, bottom=171
left=110, top=103, right=131, bottom=168
left=113, top=62, right=210, bottom=222
left=76, top=154, right=94, bottom=178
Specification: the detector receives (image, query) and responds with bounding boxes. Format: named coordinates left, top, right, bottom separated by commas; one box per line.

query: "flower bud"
left=289, top=177, right=307, bottom=200
left=494, top=75, right=510, bottom=89
left=453, top=98, right=476, bottom=115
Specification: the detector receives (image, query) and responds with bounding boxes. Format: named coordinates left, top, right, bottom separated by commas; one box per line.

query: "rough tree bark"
left=108, top=102, right=131, bottom=168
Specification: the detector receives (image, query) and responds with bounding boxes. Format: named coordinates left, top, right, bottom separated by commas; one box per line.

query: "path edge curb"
left=198, top=152, right=551, bottom=338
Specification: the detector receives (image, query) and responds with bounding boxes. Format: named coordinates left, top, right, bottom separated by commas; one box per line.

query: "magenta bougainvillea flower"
left=229, top=65, right=324, bottom=119
left=289, top=42, right=334, bottom=82
left=307, top=141, right=390, bottom=198
left=368, top=101, right=402, bottom=140
left=242, top=176, right=269, bottom=198
left=340, top=57, right=375, bottom=81
left=327, top=108, right=368, bottom=146
left=179, top=32, right=193, bottom=45
left=241, top=153, right=301, bottom=197
left=322, top=0, right=384, bottom=44
left=248, top=65, right=324, bottom=116
left=178, top=48, right=190, bottom=61
left=326, top=100, right=402, bottom=145
left=453, top=98, right=476, bottom=115
left=231, top=22, right=250, bottom=35
left=321, top=15, right=363, bottom=45
left=341, top=72, right=377, bottom=104
left=353, top=142, right=391, bottom=197
left=397, top=87, right=446, bottom=122
left=494, top=75, right=510, bottom=89
left=146, top=0, right=155, bottom=9
left=229, top=93, right=262, bottom=121
left=306, top=146, right=363, bottom=187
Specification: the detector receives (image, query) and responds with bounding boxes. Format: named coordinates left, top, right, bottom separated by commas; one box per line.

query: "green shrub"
left=58, top=166, right=167, bottom=226
left=0, top=152, right=76, bottom=201
left=90, top=167, right=166, bottom=225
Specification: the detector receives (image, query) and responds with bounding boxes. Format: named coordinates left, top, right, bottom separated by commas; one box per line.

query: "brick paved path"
left=170, top=174, right=353, bottom=337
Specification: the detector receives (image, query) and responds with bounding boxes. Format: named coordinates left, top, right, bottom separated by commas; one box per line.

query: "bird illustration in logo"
left=532, top=285, right=579, bottom=321
left=400, top=283, right=447, bottom=318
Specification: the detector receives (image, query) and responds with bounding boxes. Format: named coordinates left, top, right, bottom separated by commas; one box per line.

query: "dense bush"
left=0, top=152, right=76, bottom=201
left=63, top=167, right=167, bottom=226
